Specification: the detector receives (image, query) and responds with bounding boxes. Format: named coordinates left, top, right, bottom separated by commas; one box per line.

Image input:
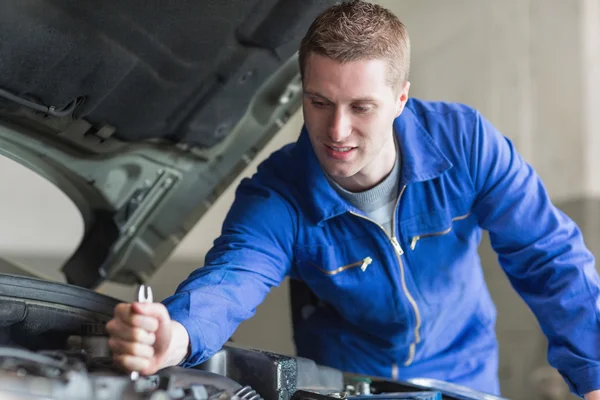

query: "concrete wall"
left=370, top=1, right=600, bottom=399
left=375, top=0, right=594, bottom=202
left=2, top=1, right=600, bottom=399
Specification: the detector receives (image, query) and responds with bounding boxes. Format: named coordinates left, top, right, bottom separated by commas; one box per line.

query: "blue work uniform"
left=163, top=98, right=600, bottom=397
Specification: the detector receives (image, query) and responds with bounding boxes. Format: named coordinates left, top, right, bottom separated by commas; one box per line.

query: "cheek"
left=355, top=115, right=382, bottom=137
left=357, top=115, right=393, bottom=148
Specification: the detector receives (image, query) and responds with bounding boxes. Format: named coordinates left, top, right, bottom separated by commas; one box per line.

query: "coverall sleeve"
left=468, top=110, right=600, bottom=396
left=161, top=175, right=296, bottom=367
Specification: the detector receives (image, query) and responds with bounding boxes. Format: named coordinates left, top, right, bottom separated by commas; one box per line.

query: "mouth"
left=323, top=143, right=357, bottom=160
left=325, top=144, right=354, bottom=152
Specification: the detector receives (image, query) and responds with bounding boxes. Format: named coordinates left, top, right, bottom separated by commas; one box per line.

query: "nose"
left=328, top=107, right=351, bottom=143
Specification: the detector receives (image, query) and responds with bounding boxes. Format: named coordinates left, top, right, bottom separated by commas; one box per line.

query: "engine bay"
left=0, top=341, right=472, bottom=400
left=0, top=269, right=518, bottom=400
left=0, top=274, right=507, bottom=399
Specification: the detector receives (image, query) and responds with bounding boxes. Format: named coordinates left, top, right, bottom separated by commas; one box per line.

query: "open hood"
left=0, top=0, right=335, bottom=288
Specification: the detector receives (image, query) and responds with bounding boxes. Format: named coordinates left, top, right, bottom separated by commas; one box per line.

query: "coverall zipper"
left=409, top=212, right=471, bottom=250
left=308, top=257, right=373, bottom=275
left=349, top=185, right=421, bottom=367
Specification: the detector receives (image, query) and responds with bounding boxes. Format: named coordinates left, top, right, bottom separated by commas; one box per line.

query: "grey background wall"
left=2, top=1, right=600, bottom=399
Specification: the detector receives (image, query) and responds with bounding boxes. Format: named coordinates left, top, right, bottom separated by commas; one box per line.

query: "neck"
left=332, top=134, right=397, bottom=192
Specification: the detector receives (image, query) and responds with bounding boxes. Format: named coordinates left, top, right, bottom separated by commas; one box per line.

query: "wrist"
left=164, top=320, right=191, bottom=368
left=585, top=390, right=600, bottom=400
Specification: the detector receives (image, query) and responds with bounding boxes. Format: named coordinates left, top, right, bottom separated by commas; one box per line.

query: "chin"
left=323, top=165, right=358, bottom=179
left=317, top=153, right=361, bottom=178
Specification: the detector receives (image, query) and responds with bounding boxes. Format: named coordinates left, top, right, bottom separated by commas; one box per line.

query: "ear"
left=395, top=80, right=411, bottom=118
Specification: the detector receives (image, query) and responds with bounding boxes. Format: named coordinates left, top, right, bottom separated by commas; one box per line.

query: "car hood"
left=0, top=0, right=334, bottom=288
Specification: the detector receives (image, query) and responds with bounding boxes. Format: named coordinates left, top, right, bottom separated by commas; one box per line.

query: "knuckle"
left=113, top=355, right=128, bottom=369
left=132, top=314, right=152, bottom=330
left=109, top=339, right=125, bottom=354
left=130, top=314, right=141, bottom=327
left=131, top=328, right=141, bottom=342
left=136, top=344, right=153, bottom=358
left=147, top=333, right=156, bottom=346
left=146, top=318, right=160, bottom=332
left=121, top=356, right=135, bottom=370
left=132, top=328, right=147, bottom=343
left=131, top=342, right=143, bottom=355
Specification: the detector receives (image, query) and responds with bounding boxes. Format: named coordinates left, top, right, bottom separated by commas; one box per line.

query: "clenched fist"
left=106, top=301, right=190, bottom=376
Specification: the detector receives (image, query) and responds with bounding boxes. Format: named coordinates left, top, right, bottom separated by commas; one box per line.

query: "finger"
left=111, top=303, right=159, bottom=332
left=108, top=338, right=154, bottom=358
left=113, top=354, right=150, bottom=374
left=105, top=319, right=156, bottom=345
left=114, top=312, right=159, bottom=333
left=113, top=303, right=133, bottom=324
left=129, top=314, right=160, bottom=333
left=130, top=303, right=171, bottom=324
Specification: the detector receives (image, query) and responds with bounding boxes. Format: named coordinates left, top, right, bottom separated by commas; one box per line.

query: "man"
left=105, top=1, right=600, bottom=398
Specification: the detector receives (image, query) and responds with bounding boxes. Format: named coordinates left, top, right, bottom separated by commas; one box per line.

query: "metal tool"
left=131, top=284, right=153, bottom=381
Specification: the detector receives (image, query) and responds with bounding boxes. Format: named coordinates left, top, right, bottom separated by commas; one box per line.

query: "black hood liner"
left=0, top=0, right=332, bottom=148
left=0, top=274, right=118, bottom=351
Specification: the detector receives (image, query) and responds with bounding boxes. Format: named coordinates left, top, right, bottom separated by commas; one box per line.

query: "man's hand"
left=585, top=390, right=600, bottom=400
left=106, top=302, right=190, bottom=376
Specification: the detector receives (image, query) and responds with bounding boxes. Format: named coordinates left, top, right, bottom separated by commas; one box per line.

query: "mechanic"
left=105, top=1, right=600, bottom=398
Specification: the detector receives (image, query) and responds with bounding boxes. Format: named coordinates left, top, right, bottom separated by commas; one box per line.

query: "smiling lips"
left=324, top=143, right=357, bottom=160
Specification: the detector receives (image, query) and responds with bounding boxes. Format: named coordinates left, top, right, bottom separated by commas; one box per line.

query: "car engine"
left=0, top=275, right=505, bottom=400
left=0, top=341, right=443, bottom=400
left=0, top=346, right=258, bottom=400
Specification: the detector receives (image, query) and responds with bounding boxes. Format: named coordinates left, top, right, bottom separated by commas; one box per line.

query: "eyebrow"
left=303, top=90, right=378, bottom=103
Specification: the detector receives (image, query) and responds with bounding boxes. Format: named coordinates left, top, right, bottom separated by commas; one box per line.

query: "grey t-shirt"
left=325, top=139, right=401, bottom=236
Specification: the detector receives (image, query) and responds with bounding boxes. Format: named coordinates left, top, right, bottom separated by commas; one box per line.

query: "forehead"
left=303, top=53, right=392, bottom=101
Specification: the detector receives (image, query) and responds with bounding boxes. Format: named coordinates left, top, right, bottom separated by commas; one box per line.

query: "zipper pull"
left=410, top=236, right=420, bottom=250
left=390, top=237, right=404, bottom=256
left=360, top=257, right=373, bottom=271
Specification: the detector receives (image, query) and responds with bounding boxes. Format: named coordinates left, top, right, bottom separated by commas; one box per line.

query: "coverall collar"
left=295, top=102, right=453, bottom=225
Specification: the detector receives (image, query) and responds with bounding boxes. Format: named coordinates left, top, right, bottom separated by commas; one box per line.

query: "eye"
left=310, top=100, right=329, bottom=109
left=352, top=105, right=372, bottom=113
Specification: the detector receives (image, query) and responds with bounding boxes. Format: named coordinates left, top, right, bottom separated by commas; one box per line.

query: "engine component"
left=0, top=346, right=262, bottom=400
left=234, top=386, right=263, bottom=400
left=290, top=389, right=441, bottom=400
left=193, top=345, right=507, bottom=400
left=195, top=345, right=345, bottom=400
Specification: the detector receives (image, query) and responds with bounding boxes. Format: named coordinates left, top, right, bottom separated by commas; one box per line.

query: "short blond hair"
left=299, top=0, right=410, bottom=87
